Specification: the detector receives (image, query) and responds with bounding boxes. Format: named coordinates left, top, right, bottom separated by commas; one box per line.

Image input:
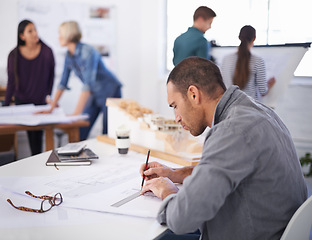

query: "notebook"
left=46, top=149, right=97, bottom=166
left=57, top=148, right=98, bottom=161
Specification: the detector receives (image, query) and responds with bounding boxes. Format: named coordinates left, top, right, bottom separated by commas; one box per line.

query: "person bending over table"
left=40, top=21, right=122, bottom=140
left=140, top=57, right=307, bottom=240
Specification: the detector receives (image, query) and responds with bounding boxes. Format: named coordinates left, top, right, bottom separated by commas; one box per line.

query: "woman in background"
left=44, top=21, right=122, bottom=140
left=221, top=25, right=275, bottom=101
left=5, top=19, right=55, bottom=155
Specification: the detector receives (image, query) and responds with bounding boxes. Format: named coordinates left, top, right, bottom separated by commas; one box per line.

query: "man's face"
left=167, top=82, right=206, bottom=136
left=203, top=18, right=214, bottom=33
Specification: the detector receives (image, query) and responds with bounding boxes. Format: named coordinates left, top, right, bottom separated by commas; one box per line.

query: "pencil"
left=141, top=149, right=151, bottom=189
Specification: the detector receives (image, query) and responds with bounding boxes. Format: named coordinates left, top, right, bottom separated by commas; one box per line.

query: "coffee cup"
left=115, top=124, right=130, bottom=154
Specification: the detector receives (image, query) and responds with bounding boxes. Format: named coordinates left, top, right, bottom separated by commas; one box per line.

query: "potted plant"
left=300, top=152, right=312, bottom=177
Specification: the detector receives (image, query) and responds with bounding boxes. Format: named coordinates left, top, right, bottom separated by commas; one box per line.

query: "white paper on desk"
left=41, top=159, right=162, bottom=218
left=0, top=154, right=162, bottom=219
left=61, top=177, right=162, bottom=218
left=0, top=184, right=121, bottom=229
left=0, top=105, right=88, bottom=125
left=0, top=104, right=36, bottom=116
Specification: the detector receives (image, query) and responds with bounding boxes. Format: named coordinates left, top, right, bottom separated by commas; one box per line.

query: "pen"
left=141, top=149, right=150, bottom=190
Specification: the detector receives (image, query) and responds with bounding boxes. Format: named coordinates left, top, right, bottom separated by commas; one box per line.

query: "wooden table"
left=97, top=134, right=199, bottom=166
left=0, top=120, right=89, bottom=152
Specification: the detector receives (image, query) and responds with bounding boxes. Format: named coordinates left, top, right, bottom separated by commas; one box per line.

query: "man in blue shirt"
left=173, top=6, right=216, bottom=66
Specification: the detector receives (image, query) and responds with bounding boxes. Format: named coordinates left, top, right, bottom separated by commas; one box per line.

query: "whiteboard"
left=211, top=43, right=310, bottom=108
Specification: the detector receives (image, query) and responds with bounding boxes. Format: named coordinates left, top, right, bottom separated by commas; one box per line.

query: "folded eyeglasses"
left=7, top=191, right=63, bottom=213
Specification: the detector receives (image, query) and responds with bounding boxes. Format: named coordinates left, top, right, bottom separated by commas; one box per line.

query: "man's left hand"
left=141, top=177, right=179, bottom=200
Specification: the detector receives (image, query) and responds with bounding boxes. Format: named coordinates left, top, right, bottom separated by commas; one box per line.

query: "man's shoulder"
left=218, top=92, right=276, bottom=131
left=174, top=30, right=189, bottom=42
left=175, top=27, right=203, bottom=39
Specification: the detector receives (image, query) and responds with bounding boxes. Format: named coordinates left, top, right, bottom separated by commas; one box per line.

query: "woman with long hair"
left=4, top=19, right=55, bottom=155
left=221, top=25, right=275, bottom=101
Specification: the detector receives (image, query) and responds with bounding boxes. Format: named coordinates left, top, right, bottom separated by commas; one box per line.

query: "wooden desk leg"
left=14, top=133, right=18, bottom=160
left=45, top=128, right=54, bottom=151
left=66, top=128, right=80, bottom=143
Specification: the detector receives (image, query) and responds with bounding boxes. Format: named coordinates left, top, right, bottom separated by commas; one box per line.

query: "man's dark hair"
left=167, top=57, right=226, bottom=100
left=193, top=6, right=216, bottom=21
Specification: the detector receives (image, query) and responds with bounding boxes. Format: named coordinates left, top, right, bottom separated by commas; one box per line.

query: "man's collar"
left=211, top=86, right=239, bottom=126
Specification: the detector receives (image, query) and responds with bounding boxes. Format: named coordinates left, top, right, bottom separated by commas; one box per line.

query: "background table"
left=0, top=120, right=89, bottom=154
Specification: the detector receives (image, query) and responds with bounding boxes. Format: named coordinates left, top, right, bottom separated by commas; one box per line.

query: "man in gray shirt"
left=140, top=57, right=307, bottom=240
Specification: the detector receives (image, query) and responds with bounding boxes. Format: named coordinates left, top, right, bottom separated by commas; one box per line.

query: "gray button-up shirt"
left=157, top=86, right=307, bottom=240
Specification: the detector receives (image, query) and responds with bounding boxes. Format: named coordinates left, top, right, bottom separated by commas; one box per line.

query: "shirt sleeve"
left=157, top=125, right=257, bottom=234
left=4, top=50, right=16, bottom=106
left=58, top=55, right=71, bottom=90
left=254, top=57, right=268, bottom=95
left=157, top=194, right=177, bottom=224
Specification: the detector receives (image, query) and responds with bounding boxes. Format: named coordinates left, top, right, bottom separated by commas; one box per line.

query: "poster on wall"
left=18, top=1, right=117, bottom=76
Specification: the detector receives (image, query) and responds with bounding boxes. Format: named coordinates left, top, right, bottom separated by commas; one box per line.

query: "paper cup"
left=115, top=125, right=130, bottom=154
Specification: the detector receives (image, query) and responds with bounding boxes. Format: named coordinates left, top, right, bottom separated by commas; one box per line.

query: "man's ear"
left=187, top=85, right=200, bottom=104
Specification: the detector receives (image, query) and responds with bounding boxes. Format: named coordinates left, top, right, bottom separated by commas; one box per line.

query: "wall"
left=0, top=0, right=171, bottom=116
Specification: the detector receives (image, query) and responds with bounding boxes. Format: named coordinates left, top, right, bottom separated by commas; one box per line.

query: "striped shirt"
left=221, top=52, right=268, bottom=101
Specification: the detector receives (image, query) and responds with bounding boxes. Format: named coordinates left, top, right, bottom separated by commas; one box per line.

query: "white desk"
left=0, top=138, right=177, bottom=240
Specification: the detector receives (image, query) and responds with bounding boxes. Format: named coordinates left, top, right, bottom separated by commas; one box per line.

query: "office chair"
left=280, top=195, right=312, bottom=240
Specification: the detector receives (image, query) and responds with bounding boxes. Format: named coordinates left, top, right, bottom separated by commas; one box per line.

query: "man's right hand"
left=140, top=161, right=174, bottom=181
left=140, top=161, right=194, bottom=184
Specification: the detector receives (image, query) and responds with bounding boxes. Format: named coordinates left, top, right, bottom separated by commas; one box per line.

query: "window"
left=167, top=0, right=312, bottom=76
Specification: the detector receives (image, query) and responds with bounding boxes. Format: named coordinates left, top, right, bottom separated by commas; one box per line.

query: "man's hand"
left=140, top=161, right=175, bottom=181
left=140, top=161, right=194, bottom=184
left=141, top=177, right=179, bottom=200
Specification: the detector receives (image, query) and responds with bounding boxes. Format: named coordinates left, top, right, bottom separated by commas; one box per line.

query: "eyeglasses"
left=7, top=191, right=63, bottom=213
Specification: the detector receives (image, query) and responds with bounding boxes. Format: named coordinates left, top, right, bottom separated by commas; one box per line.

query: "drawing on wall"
left=89, top=7, right=110, bottom=19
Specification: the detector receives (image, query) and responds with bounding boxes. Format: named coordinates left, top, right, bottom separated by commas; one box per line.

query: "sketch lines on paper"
left=43, top=162, right=139, bottom=198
